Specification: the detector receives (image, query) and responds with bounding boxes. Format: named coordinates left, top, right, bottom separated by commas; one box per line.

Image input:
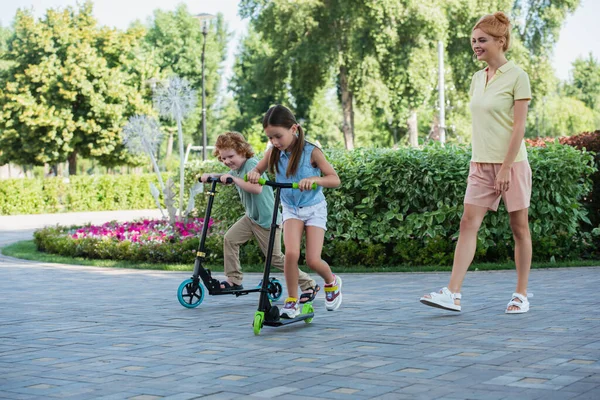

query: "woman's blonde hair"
left=213, top=131, right=255, bottom=161
left=473, top=11, right=511, bottom=52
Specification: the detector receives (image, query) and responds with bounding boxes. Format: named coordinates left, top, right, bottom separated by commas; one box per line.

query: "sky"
left=0, top=0, right=598, bottom=84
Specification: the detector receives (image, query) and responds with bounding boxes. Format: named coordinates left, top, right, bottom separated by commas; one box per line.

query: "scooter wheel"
left=302, top=303, right=314, bottom=324
left=253, top=311, right=264, bottom=336
left=267, top=279, right=283, bottom=301
left=177, top=279, right=204, bottom=308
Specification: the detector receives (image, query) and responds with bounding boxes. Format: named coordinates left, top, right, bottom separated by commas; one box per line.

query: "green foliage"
left=513, top=0, right=581, bottom=55
left=529, top=94, right=596, bottom=137
left=0, top=174, right=164, bottom=215
left=564, top=53, right=600, bottom=112
left=229, top=26, right=290, bottom=134
left=31, top=144, right=597, bottom=265
left=527, top=131, right=600, bottom=230
left=0, top=23, right=13, bottom=74
left=144, top=5, right=229, bottom=147
left=188, top=144, right=597, bottom=265
left=0, top=0, right=588, bottom=159
left=0, top=2, right=154, bottom=169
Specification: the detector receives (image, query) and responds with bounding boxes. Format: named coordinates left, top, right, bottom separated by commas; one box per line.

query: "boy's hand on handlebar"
left=298, top=177, right=318, bottom=191
left=200, top=173, right=211, bottom=183
left=246, top=170, right=261, bottom=184
left=220, top=174, right=234, bottom=184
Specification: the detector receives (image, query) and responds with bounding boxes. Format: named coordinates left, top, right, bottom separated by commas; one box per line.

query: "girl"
left=201, top=131, right=320, bottom=303
left=247, top=105, right=342, bottom=319
left=420, top=12, right=533, bottom=314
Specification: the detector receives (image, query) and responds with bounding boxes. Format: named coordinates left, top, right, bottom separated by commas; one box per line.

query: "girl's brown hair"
left=473, top=11, right=511, bottom=52
left=262, top=105, right=305, bottom=177
left=213, top=131, right=254, bottom=161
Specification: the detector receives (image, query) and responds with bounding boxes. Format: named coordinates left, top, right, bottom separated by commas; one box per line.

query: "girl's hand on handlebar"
left=298, top=177, right=318, bottom=191
left=246, top=170, right=261, bottom=184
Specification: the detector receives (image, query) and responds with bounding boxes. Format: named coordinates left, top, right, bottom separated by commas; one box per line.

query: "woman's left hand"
left=495, top=167, right=511, bottom=194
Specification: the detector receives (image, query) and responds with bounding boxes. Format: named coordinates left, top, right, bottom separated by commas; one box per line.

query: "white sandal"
left=505, top=292, right=531, bottom=314
left=420, top=287, right=461, bottom=312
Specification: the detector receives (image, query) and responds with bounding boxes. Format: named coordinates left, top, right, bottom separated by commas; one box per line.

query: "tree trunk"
left=68, top=151, right=77, bottom=175
left=408, top=109, right=418, bottom=148
left=339, top=65, right=355, bottom=150
left=387, top=117, right=399, bottom=148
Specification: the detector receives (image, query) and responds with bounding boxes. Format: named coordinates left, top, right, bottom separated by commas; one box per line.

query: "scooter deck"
left=208, top=288, right=261, bottom=296
left=264, top=313, right=315, bottom=327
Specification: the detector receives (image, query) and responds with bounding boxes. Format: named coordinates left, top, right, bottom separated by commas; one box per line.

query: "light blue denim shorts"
left=282, top=200, right=327, bottom=231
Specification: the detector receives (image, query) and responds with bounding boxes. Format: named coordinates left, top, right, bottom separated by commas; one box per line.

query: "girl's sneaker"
left=280, top=297, right=299, bottom=319
left=325, top=275, right=343, bottom=311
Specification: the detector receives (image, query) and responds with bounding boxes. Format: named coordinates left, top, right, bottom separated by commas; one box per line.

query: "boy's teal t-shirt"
left=230, top=157, right=282, bottom=229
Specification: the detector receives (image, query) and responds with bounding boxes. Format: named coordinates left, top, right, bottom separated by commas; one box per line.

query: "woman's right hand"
left=246, top=169, right=261, bottom=184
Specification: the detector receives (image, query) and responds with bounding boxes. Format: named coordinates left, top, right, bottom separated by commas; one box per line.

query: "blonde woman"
left=421, top=12, right=533, bottom=314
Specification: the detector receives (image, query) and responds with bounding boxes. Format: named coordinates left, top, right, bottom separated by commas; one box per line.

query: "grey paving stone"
left=1, top=210, right=600, bottom=399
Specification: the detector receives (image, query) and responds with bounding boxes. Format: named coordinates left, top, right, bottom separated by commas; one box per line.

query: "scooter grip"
left=244, top=174, right=266, bottom=185
left=244, top=174, right=317, bottom=190
left=199, top=176, right=234, bottom=184
left=291, top=182, right=318, bottom=190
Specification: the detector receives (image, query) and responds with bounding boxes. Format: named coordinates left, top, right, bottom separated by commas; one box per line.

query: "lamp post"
left=194, top=13, right=216, bottom=161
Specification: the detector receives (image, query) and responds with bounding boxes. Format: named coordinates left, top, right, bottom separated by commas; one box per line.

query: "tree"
left=360, top=0, right=447, bottom=147
left=0, top=23, right=13, bottom=74
left=229, top=26, right=291, bottom=133
left=0, top=2, right=153, bottom=173
left=565, top=53, right=600, bottom=112
left=240, top=0, right=378, bottom=149
left=531, top=94, right=595, bottom=137
left=144, top=5, right=229, bottom=148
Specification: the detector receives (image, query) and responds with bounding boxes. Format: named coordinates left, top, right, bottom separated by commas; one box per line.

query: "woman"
left=420, top=11, right=533, bottom=314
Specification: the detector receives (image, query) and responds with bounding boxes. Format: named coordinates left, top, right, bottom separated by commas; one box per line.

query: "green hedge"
left=28, top=143, right=599, bottom=266
left=527, top=131, right=600, bottom=228
left=187, top=143, right=598, bottom=265
left=0, top=174, right=163, bottom=215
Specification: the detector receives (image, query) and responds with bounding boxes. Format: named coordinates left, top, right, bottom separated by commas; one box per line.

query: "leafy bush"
left=186, top=144, right=597, bottom=265
left=31, top=143, right=598, bottom=265
left=0, top=174, right=166, bottom=215
left=526, top=130, right=600, bottom=229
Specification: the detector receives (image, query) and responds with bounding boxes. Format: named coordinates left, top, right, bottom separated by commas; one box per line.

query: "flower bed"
left=71, top=218, right=213, bottom=243
left=34, top=218, right=229, bottom=264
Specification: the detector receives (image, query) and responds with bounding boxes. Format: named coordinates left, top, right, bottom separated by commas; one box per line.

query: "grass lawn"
left=3, top=240, right=599, bottom=273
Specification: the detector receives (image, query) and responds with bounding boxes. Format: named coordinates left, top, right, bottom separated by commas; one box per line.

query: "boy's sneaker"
left=280, top=297, right=300, bottom=319
left=324, top=275, right=343, bottom=311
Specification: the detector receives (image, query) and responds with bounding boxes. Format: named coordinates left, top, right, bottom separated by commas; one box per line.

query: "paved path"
left=1, top=211, right=599, bottom=399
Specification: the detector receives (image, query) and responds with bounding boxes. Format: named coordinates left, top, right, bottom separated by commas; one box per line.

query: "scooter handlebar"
left=244, top=175, right=317, bottom=190
left=198, top=176, right=234, bottom=184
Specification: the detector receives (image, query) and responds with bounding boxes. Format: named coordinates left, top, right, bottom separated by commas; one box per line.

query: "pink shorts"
left=464, top=160, right=532, bottom=212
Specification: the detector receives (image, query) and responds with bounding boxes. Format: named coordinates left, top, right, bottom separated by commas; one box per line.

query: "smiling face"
left=218, top=148, right=246, bottom=170
left=471, top=28, right=505, bottom=63
left=264, top=124, right=297, bottom=152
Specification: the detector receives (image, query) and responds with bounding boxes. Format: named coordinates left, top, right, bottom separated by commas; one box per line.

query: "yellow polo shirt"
left=469, top=60, right=531, bottom=163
